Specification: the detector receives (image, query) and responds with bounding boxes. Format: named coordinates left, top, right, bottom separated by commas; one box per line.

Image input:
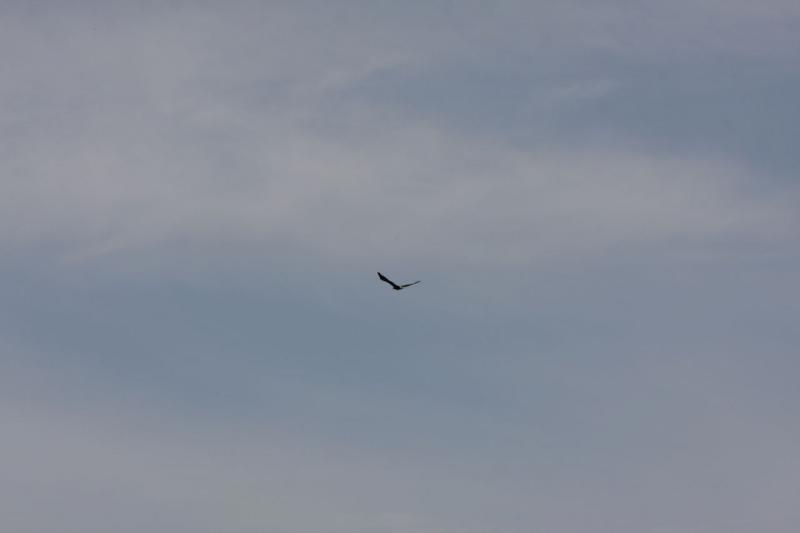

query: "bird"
left=377, top=272, right=421, bottom=291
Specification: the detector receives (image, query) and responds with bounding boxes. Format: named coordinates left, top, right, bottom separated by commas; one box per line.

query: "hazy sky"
left=2, top=2, right=799, bottom=532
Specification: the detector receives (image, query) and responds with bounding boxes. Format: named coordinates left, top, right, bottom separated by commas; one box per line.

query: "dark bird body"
left=378, top=272, right=421, bottom=291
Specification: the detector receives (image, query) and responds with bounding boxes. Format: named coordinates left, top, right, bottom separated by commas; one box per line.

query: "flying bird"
left=378, top=272, right=421, bottom=291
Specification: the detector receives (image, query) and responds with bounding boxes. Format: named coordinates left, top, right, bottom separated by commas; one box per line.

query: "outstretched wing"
left=377, top=272, right=401, bottom=290
left=400, top=281, right=421, bottom=288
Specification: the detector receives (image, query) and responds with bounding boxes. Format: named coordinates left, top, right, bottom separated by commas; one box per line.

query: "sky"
left=1, top=2, right=799, bottom=532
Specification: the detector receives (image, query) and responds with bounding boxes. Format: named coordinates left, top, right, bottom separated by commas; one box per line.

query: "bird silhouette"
left=378, top=272, right=421, bottom=291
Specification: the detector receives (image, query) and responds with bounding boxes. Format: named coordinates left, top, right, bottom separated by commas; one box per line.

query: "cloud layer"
left=2, top=1, right=798, bottom=270
left=1, top=3, right=799, bottom=533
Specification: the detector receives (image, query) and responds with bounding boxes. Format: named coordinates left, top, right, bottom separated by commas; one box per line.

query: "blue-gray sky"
left=2, top=2, right=799, bottom=532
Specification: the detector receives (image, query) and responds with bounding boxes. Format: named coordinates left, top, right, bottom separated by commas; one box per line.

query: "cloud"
left=1, top=5, right=800, bottom=532
left=2, top=58, right=795, bottom=265
left=3, top=338, right=800, bottom=533
left=2, top=98, right=795, bottom=271
left=1, top=2, right=797, bottom=274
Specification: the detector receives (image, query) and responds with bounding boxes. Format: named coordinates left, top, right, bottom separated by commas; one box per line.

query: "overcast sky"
left=2, top=2, right=799, bottom=532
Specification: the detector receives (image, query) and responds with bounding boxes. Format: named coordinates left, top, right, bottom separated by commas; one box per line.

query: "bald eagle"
left=377, top=272, right=421, bottom=291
